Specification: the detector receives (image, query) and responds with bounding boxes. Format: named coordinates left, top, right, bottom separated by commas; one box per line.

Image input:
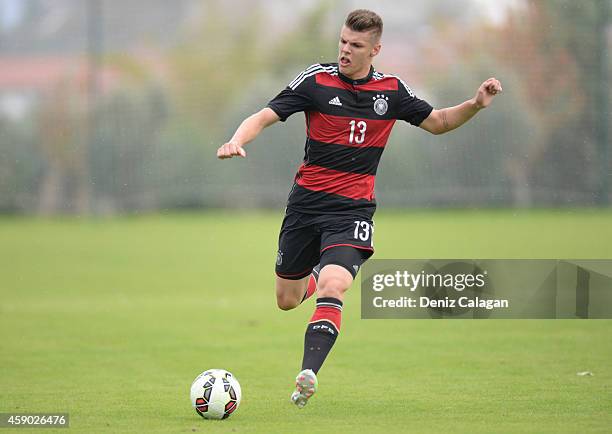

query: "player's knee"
left=275, top=277, right=306, bottom=311
left=276, top=292, right=299, bottom=311
left=317, top=275, right=349, bottom=299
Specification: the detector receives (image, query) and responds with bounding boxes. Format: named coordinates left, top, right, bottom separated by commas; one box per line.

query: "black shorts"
left=275, top=210, right=375, bottom=280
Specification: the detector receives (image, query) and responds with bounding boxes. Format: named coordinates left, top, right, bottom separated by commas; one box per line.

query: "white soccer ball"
left=190, top=369, right=241, bottom=420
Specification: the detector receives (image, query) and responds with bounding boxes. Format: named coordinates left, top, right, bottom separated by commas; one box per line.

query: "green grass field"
left=1, top=209, right=612, bottom=433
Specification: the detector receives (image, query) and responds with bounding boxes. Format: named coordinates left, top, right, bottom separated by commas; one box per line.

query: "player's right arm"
left=217, top=64, right=318, bottom=159
left=216, top=108, right=280, bottom=159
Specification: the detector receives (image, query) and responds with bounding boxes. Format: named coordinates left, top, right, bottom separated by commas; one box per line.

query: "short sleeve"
left=267, top=66, right=317, bottom=122
left=396, top=78, right=433, bottom=126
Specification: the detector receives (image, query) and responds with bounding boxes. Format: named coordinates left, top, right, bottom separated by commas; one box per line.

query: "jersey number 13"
left=349, top=120, right=367, bottom=144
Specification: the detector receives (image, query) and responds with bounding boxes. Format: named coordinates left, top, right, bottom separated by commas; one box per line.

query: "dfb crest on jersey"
left=372, top=94, right=389, bottom=116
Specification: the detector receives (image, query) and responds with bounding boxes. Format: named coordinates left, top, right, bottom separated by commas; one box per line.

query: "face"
left=338, top=25, right=381, bottom=79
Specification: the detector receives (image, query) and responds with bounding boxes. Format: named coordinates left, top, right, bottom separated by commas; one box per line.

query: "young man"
left=217, top=9, right=502, bottom=408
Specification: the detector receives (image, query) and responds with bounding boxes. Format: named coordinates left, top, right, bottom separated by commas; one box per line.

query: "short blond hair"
left=345, top=9, right=383, bottom=40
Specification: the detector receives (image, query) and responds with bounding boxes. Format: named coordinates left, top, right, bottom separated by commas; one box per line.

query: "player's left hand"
left=474, top=78, right=502, bottom=109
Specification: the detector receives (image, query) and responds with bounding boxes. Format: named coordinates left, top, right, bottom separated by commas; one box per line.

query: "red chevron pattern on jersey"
left=295, top=163, right=375, bottom=201
left=315, top=72, right=399, bottom=92
left=306, top=112, right=395, bottom=148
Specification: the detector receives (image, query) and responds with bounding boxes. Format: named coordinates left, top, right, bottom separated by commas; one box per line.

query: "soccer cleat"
left=290, top=369, right=318, bottom=409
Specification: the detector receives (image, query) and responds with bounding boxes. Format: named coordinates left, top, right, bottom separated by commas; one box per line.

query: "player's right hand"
left=217, top=140, right=246, bottom=159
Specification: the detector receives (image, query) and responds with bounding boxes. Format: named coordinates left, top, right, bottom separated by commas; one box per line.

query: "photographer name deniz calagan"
left=372, top=296, right=509, bottom=310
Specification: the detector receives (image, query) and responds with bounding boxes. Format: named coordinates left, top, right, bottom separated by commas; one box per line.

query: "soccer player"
left=217, top=9, right=502, bottom=408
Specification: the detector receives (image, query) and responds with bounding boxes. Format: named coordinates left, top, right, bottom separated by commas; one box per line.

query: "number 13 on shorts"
left=353, top=220, right=374, bottom=247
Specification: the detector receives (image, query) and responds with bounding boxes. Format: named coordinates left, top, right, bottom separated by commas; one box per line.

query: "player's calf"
left=299, top=265, right=352, bottom=374
left=290, top=248, right=367, bottom=407
left=315, top=265, right=351, bottom=300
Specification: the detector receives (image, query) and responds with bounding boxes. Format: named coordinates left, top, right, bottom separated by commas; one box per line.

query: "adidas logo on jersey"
left=328, top=96, right=342, bottom=106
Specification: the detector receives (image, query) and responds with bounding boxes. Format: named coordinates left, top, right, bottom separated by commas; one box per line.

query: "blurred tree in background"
left=37, top=79, right=89, bottom=214
left=494, top=0, right=609, bottom=206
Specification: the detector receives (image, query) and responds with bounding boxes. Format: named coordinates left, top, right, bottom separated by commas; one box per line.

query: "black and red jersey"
left=267, top=63, right=433, bottom=219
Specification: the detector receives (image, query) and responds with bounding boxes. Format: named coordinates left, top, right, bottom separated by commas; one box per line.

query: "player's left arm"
left=419, top=78, right=502, bottom=135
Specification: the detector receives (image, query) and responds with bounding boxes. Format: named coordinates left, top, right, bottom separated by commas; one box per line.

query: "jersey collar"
left=337, top=65, right=374, bottom=86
